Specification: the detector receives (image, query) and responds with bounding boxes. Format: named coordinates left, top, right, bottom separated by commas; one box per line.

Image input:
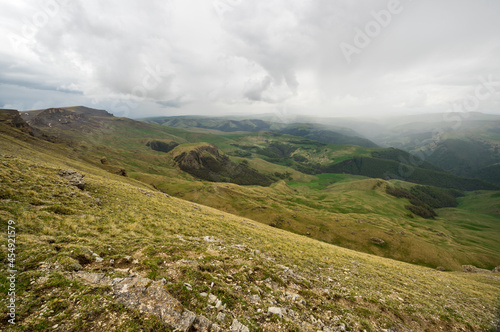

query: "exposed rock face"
left=462, top=265, right=492, bottom=273
left=111, top=277, right=217, bottom=331
left=74, top=272, right=218, bottom=331
left=0, top=109, right=34, bottom=135
left=173, top=144, right=273, bottom=186
left=370, top=237, right=386, bottom=246
left=23, top=107, right=113, bottom=130
left=230, top=319, right=250, bottom=332
left=58, top=169, right=86, bottom=190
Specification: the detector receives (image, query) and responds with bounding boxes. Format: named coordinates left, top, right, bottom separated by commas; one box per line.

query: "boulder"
left=111, top=277, right=216, bottom=331
left=268, top=306, right=283, bottom=317
left=462, top=265, right=491, bottom=273
left=370, top=237, right=386, bottom=246
left=230, top=319, right=249, bottom=332
left=58, top=169, right=86, bottom=190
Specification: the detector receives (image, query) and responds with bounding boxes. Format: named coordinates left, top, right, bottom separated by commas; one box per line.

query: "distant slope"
left=369, top=113, right=500, bottom=187
left=142, top=116, right=379, bottom=148
left=324, top=157, right=498, bottom=191
left=279, top=123, right=378, bottom=148
left=427, top=138, right=500, bottom=176
left=475, top=163, right=500, bottom=185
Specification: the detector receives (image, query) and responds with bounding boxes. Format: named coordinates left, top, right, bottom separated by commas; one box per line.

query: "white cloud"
left=1, top=0, right=500, bottom=118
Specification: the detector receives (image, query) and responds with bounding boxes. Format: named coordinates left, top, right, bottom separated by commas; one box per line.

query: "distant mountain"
left=370, top=113, right=500, bottom=184
left=279, top=123, right=378, bottom=148
left=142, top=116, right=379, bottom=148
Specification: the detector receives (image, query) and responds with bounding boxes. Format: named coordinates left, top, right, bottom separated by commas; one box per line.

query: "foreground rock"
left=75, top=272, right=218, bottom=331
left=58, top=169, right=86, bottom=190
left=112, top=277, right=218, bottom=331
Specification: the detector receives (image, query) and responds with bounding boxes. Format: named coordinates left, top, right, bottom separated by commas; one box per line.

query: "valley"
left=0, top=107, right=499, bottom=331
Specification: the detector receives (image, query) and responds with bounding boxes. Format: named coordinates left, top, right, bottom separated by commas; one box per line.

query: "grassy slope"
left=1, top=124, right=500, bottom=331
left=21, top=114, right=500, bottom=271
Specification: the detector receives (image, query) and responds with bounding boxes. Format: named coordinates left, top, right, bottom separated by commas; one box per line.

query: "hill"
left=371, top=113, right=500, bottom=184
left=142, top=116, right=378, bottom=148
left=11, top=107, right=500, bottom=272
left=1, top=109, right=500, bottom=331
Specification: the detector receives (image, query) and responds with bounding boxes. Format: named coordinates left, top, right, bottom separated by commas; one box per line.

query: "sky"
left=1, top=0, right=500, bottom=119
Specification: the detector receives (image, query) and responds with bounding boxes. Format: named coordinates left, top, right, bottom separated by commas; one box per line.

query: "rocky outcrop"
left=462, top=265, right=492, bottom=273
left=58, top=169, right=86, bottom=190
left=0, top=109, right=34, bottom=135
left=172, top=144, right=273, bottom=186
left=75, top=272, right=219, bottom=331
left=370, top=237, right=386, bottom=246
left=23, top=107, right=113, bottom=130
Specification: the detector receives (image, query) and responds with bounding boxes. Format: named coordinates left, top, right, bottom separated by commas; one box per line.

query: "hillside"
left=142, top=116, right=378, bottom=148
left=371, top=113, right=500, bottom=184
left=1, top=110, right=500, bottom=331
left=12, top=107, right=500, bottom=272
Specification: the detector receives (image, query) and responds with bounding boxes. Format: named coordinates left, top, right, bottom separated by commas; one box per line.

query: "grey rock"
left=184, top=283, right=193, bottom=291
left=215, top=300, right=225, bottom=311
left=57, top=169, right=86, bottom=190
left=370, top=237, right=386, bottom=246
left=493, top=266, right=500, bottom=273
left=249, top=294, right=260, bottom=303
left=436, top=266, right=446, bottom=272
left=192, top=315, right=212, bottom=331
left=216, top=312, right=226, bottom=322
left=208, top=294, right=218, bottom=304
left=268, top=306, right=283, bottom=317
left=76, top=272, right=110, bottom=286
left=462, top=265, right=492, bottom=273
left=111, top=277, right=213, bottom=331
left=230, top=319, right=249, bottom=332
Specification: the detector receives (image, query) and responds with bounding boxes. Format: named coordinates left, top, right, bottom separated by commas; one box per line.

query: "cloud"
left=0, top=0, right=499, bottom=117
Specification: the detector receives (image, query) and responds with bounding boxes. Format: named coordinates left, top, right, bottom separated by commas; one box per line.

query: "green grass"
left=3, top=112, right=500, bottom=273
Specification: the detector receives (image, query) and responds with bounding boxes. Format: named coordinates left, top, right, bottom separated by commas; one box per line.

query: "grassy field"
left=15, top=111, right=500, bottom=271
left=1, top=123, right=500, bottom=331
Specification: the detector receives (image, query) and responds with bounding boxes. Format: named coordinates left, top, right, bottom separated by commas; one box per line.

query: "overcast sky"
left=1, top=0, right=500, bottom=119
